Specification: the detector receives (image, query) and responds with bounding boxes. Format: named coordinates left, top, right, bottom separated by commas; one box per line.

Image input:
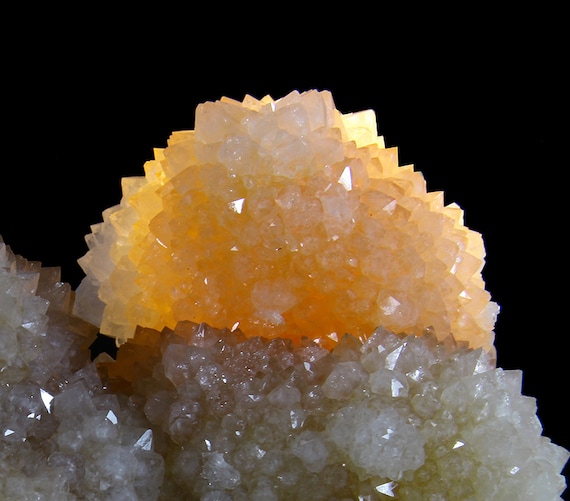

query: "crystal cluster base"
left=99, top=320, right=568, bottom=500
left=1, top=239, right=568, bottom=499
left=0, top=238, right=163, bottom=499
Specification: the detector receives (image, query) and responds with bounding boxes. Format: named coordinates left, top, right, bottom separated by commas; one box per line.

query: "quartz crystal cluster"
left=73, top=90, right=498, bottom=352
left=1, top=89, right=568, bottom=499
left=97, top=320, right=569, bottom=499
left=0, top=237, right=164, bottom=500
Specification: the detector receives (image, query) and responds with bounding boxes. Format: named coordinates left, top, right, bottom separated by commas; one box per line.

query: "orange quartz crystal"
left=74, top=90, right=499, bottom=352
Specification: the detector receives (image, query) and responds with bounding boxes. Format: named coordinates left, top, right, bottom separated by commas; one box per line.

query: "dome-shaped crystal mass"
left=74, top=90, right=499, bottom=350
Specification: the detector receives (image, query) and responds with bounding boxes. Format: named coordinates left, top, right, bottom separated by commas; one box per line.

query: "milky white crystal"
left=0, top=237, right=164, bottom=500
left=96, top=320, right=569, bottom=500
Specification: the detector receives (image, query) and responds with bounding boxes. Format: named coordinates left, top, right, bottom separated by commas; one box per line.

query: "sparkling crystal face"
left=0, top=87, right=568, bottom=499
left=93, top=320, right=568, bottom=500
left=74, top=90, right=499, bottom=350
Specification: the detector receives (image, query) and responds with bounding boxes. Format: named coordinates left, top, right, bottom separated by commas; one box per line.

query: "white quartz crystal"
left=92, top=320, right=569, bottom=500
left=0, top=238, right=164, bottom=500
left=1, top=234, right=569, bottom=499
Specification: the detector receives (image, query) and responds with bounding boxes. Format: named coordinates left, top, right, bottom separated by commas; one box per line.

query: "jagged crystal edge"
left=1, top=236, right=568, bottom=499
left=0, top=237, right=164, bottom=499
left=73, top=89, right=499, bottom=352
left=98, top=320, right=569, bottom=500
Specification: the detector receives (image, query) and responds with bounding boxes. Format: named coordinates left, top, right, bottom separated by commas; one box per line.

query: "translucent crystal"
left=73, top=90, right=499, bottom=352
left=0, top=88, right=567, bottom=499
left=92, top=321, right=568, bottom=499
left=0, top=239, right=164, bottom=500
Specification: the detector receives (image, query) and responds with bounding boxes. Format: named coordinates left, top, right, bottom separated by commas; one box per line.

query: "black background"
left=1, top=5, right=567, bottom=493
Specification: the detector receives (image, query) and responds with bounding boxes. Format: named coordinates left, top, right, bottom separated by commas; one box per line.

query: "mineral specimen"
left=73, top=90, right=499, bottom=352
left=1, top=89, right=568, bottom=500
left=97, top=320, right=569, bottom=499
left=0, top=237, right=164, bottom=500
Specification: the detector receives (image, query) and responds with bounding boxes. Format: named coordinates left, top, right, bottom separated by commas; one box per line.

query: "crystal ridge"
left=74, top=90, right=499, bottom=352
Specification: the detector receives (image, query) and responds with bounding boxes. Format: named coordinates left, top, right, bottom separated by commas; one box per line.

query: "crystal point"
left=73, top=90, right=498, bottom=352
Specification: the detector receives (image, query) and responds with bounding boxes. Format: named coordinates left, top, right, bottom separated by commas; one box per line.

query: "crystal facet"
left=0, top=89, right=567, bottom=499
left=73, top=90, right=499, bottom=353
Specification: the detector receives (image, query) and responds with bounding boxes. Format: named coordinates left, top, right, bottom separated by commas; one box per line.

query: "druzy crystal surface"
left=97, top=321, right=568, bottom=499
left=0, top=238, right=164, bottom=500
left=74, top=90, right=498, bottom=352
left=1, top=90, right=568, bottom=499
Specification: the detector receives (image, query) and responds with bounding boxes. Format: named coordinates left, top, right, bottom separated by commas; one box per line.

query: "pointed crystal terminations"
left=1, top=236, right=567, bottom=498
left=73, top=89, right=499, bottom=351
left=94, top=321, right=569, bottom=499
left=0, top=237, right=164, bottom=500
left=0, top=87, right=568, bottom=499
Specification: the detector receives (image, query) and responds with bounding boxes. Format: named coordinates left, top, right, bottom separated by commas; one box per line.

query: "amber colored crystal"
left=74, top=90, right=499, bottom=352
